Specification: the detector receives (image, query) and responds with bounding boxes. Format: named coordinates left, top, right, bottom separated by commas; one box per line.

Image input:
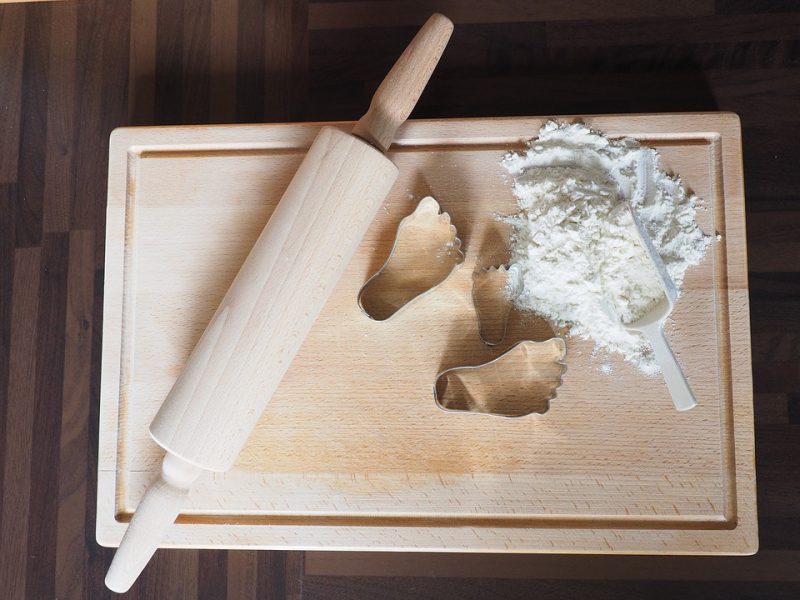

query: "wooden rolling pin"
left=105, top=13, right=453, bottom=592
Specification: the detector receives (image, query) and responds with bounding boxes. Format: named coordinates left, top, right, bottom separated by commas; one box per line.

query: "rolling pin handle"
left=105, top=453, right=203, bottom=593
left=352, top=13, right=453, bottom=152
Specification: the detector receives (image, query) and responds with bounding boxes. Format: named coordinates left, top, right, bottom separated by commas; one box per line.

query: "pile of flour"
left=502, top=121, right=710, bottom=374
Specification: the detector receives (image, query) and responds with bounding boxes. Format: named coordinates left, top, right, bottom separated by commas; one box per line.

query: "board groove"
left=98, top=113, right=755, bottom=556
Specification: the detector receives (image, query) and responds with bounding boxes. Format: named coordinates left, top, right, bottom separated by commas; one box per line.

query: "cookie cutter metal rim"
left=357, top=196, right=465, bottom=322
left=472, top=263, right=522, bottom=347
left=432, top=337, right=568, bottom=420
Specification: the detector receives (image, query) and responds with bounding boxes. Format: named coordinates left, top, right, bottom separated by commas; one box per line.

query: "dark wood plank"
left=546, top=13, right=800, bottom=47
left=154, top=0, right=185, bottom=125
left=749, top=271, right=800, bottom=394
left=25, top=232, right=69, bottom=600
left=789, top=393, right=800, bottom=425
left=305, top=550, right=800, bottom=581
left=0, top=246, right=41, bottom=600
left=198, top=550, right=228, bottom=600
left=0, top=184, right=14, bottom=499
left=71, top=0, right=114, bottom=232
left=264, top=0, right=308, bottom=121
left=717, top=1, right=800, bottom=14
left=227, top=550, right=258, bottom=600
left=15, top=3, right=50, bottom=248
left=747, top=211, right=800, bottom=272
left=55, top=229, right=95, bottom=599
left=258, top=551, right=286, bottom=600
left=759, top=516, right=800, bottom=551
left=236, top=0, right=266, bottom=122
left=309, top=22, right=545, bottom=104
left=0, top=4, right=25, bottom=184
left=181, top=0, right=212, bottom=124
left=129, top=0, right=158, bottom=125
left=286, top=551, right=305, bottom=600
left=209, top=0, right=238, bottom=123
left=42, top=1, right=77, bottom=233
left=302, top=577, right=800, bottom=600
left=308, top=0, right=715, bottom=30
left=257, top=550, right=304, bottom=600
left=140, top=548, right=199, bottom=599
left=754, top=393, right=789, bottom=424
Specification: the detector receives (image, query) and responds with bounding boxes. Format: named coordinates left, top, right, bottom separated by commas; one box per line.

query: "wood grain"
left=209, top=0, right=238, bottom=123
left=128, top=0, right=157, bottom=125
left=1, top=0, right=799, bottom=597
left=55, top=229, right=95, bottom=599
left=15, top=4, right=49, bottom=248
left=0, top=4, right=25, bottom=183
left=226, top=550, right=258, bottom=600
left=301, top=576, right=800, bottom=600
left=42, top=0, right=77, bottom=233
left=0, top=184, right=13, bottom=498
left=236, top=0, right=267, bottom=123
left=197, top=550, right=228, bottom=600
left=264, top=0, right=307, bottom=122
left=304, top=550, right=800, bottom=580
left=308, top=0, right=716, bottom=30
left=0, top=247, right=41, bottom=600
left=26, top=233, right=68, bottom=600
left=97, top=114, right=755, bottom=556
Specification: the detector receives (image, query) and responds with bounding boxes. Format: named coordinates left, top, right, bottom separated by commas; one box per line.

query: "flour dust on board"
left=501, top=121, right=710, bottom=375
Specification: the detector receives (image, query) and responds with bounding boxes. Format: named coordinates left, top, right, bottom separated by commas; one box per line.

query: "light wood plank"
left=97, top=114, right=755, bottom=556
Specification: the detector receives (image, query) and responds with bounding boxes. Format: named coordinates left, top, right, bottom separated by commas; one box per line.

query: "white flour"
left=502, top=122, right=710, bottom=374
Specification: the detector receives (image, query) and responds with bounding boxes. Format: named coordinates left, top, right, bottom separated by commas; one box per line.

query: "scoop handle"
left=352, top=13, right=453, bottom=152
left=641, top=322, right=697, bottom=411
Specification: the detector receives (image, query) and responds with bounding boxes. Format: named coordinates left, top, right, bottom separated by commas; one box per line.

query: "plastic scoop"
left=623, top=200, right=697, bottom=412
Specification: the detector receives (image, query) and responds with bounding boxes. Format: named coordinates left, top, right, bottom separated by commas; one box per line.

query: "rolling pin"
left=105, top=13, right=453, bottom=592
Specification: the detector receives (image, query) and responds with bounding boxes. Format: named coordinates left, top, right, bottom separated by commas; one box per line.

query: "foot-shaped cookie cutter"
left=358, top=196, right=464, bottom=321
left=434, top=337, right=567, bottom=418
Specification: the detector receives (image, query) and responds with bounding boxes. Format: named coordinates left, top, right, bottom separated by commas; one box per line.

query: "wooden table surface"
left=0, top=1, right=797, bottom=598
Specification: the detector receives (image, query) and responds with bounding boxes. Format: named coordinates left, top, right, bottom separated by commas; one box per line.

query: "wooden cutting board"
left=97, top=113, right=756, bottom=554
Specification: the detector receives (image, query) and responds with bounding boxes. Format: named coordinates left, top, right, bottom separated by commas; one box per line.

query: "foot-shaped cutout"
left=358, top=196, right=464, bottom=321
left=434, top=338, right=567, bottom=418
left=473, top=264, right=522, bottom=346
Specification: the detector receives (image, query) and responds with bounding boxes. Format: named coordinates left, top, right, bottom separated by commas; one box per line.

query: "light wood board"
left=97, top=114, right=756, bottom=554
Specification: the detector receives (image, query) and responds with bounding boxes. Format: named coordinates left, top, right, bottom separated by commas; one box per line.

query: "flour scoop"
left=623, top=202, right=697, bottom=412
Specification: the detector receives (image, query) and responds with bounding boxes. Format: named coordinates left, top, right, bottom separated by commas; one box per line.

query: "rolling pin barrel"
left=149, top=127, right=398, bottom=471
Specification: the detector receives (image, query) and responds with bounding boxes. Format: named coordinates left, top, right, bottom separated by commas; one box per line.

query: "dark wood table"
left=0, top=1, right=798, bottom=598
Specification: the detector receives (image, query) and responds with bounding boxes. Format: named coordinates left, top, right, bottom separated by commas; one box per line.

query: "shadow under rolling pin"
left=105, top=13, right=454, bottom=593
